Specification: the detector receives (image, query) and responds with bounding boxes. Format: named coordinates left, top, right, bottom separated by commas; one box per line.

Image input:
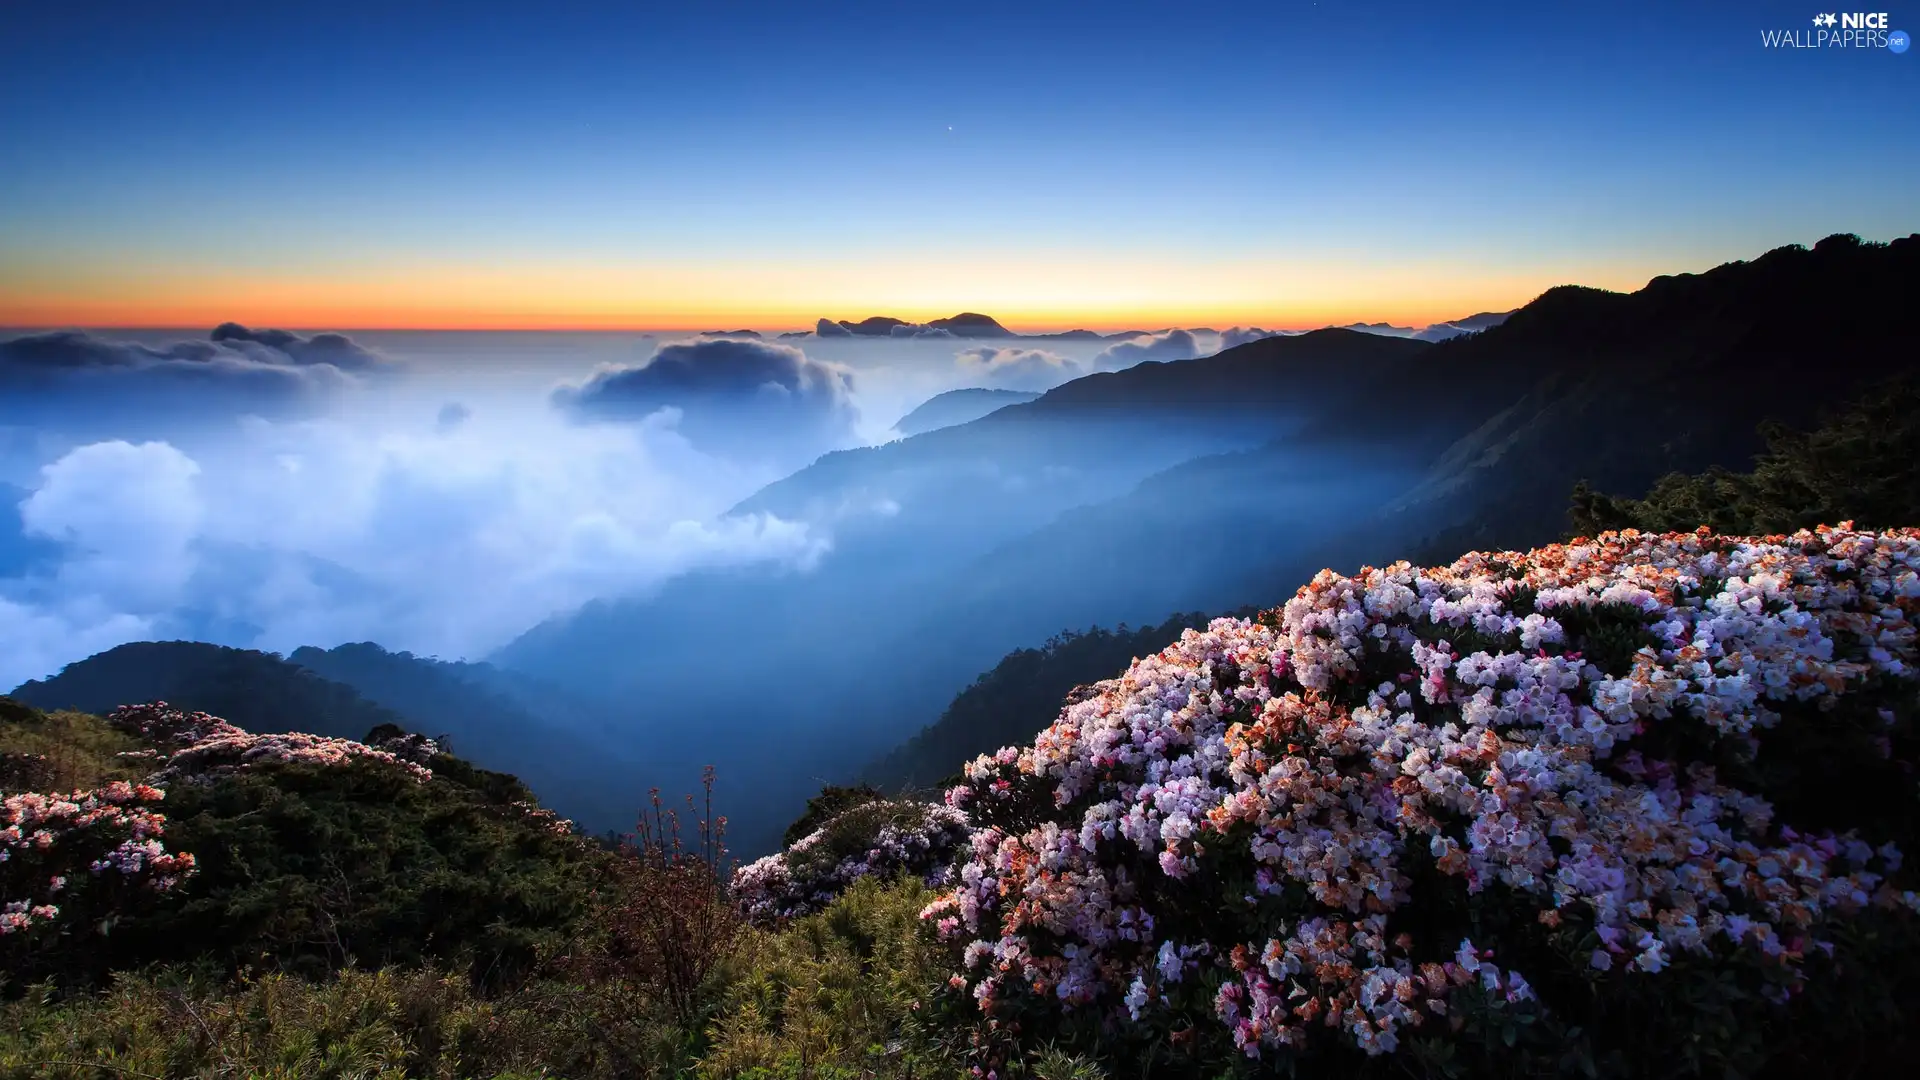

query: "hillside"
left=11, top=641, right=399, bottom=741
left=11, top=640, right=640, bottom=832
left=1351, top=232, right=1920, bottom=567
left=491, top=235, right=1920, bottom=855
left=871, top=376, right=1920, bottom=785
left=286, top=643, right=647, bottom=831
left=8, top=522, right=1918, bottom=1079
left=496, top=329, right=1441, bottom=852
left=891, top=387, right=1041, bottom=436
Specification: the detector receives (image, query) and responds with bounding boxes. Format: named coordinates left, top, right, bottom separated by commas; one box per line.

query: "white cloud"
left=1216, top=326, right=1288, bottom=352
left=0, top=401, right=828, bottom=686
left=20, top=440, right=203, bottom=610
left=1091, top=329, right=1204, bottom=370
left=553, top=337, right=859, bottom=466
left=955, top=346, right=1087, bottom=391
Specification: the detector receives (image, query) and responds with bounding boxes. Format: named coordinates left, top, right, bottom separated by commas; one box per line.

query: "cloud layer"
left=955, top=346, right=1088, bottom=391
left=0, top=328, right=384, bottom=435
left=553, top=338, right=860, bottom=463
left=1217, top=326, right=1289, bottom=351
left=209, top=323, right=389, bottom=371
left=0, top=412, right=829, bottom=687
left=1091, top=329, right=1204, bottom=370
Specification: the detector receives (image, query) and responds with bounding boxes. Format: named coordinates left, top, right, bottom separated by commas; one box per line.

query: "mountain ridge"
left=493, top=233, right=1920, bottom=854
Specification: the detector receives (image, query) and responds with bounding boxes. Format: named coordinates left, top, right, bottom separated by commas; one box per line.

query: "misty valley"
left=11, top=237, right=1913, bottom=859
left=4, top=3, right=1919, bottom=1071
left=9, top=237, right=1920, bottom=1078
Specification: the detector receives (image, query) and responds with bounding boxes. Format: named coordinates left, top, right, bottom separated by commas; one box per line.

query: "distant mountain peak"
left=928, top=313, right=1013, bottom=337
left=807, top=312, right=1016, bottom=339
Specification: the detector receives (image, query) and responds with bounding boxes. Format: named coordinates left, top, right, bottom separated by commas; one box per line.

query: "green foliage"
left=101, top=757, right=603, bottom=989
left=0, top=878, right=967, bottom=1080
left=699, top=876, right=959, bottom=1080
left=785, top=801, right=934, bottom=880
left=785, top=783, right=886, bottom=848
left=0, top=697, right=150, bottom=791
left=0, top=967, right=518, bottom=1080
left=1569, top=377, right=1920, bottom=538
left=0, top=962, right=717, bottom=1080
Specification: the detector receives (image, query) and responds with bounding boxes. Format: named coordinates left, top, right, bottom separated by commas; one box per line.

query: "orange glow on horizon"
left=0, top=252, right=1662, bottom=335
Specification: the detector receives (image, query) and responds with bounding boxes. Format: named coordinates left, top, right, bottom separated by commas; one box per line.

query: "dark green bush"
left=101, top=757, right=604, bottom=989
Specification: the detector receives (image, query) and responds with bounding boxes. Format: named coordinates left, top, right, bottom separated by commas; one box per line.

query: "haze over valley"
left=9, top=235, right=1918, bottom=853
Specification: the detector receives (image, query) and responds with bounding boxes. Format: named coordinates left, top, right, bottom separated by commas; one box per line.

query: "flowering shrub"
left=0, top=699, right=597, bottom=989
left=736, top=798, right=972, bottom=926
left=1, top=780, right=195, bottom=984
left=923, top=525, right=1920, bottom=1076
left=105, top=702, right=436, bottom=784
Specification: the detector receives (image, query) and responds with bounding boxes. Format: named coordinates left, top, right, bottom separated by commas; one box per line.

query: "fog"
left=0, top=320, right=1441, bottom=852
left=0, top=324, right=1231, bottom=688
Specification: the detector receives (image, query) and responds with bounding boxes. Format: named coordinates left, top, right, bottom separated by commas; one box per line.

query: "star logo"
left=1814, top=12, right=1839, bottom=27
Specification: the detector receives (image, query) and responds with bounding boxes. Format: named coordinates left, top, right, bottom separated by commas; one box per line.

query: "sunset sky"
left=3, top=0, right=1915, bottom=331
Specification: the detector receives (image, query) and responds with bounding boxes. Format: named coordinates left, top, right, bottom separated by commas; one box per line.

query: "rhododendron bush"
left=735, top=798, right=971, bottom=926
left=1, top=699, right=592, bottom=988
left=924, top=526, right=1920, bottom=1077
left=106, top=702, right=438, bottom=783
left=1, top=780, right=195, bottom=982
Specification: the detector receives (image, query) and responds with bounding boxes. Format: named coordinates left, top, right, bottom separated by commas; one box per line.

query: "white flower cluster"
left=734, top=799, right=972, bottom=926
left=923, top=525, right=1920, bottom=1058
left=107, top=702, right=577, bottom=836
left=509, top=799, right=576, bottom=837
left=107, top=703, right=436, bottom=784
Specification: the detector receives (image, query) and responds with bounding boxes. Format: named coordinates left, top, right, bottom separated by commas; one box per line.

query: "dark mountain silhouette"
left=9, top=640, right=641, bottom=831
left=1443, top=310, right=1513, bottom=332
left=496, top=233, right=1919, bottom=855
left=1359, top=232, right=1920, bottom=566
left=926, top=312, right=1013, bottom=337
left=892, top=388, right=1041, bottom=436
left=11, top=641, right=399, bottom=742
left=1024, top=329, right=1108, bottom=341
left=835, top=316, right=912, bottom=336
left=286, top=642, right=646, bottom=830
left=817, top=312, right=1016, bottom=337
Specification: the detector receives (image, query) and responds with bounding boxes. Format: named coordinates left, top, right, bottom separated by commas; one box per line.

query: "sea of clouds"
left=0, top=323, right=1286, bottom=686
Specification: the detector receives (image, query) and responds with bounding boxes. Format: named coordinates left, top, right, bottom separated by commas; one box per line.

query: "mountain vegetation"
left=1, top=695, right=970, bottom=1078
left=6, top=526, right=1916, bottom=1078
left=6, top=234, right=1919, bottom=1078
left=1567, top=377, right=1920, bottom=539
left=11, top=641, right=643, bottom=834
left=865, top=611, right=1250, bottom=792
left=497, top=234, right=1920, bottom=855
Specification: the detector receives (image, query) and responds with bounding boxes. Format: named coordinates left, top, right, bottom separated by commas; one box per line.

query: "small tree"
left=577, top=767, right=741, bottom=1023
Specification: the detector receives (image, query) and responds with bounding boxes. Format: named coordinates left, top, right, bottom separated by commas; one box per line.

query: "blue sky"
left=1, top=0, right=1914, bottom=328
